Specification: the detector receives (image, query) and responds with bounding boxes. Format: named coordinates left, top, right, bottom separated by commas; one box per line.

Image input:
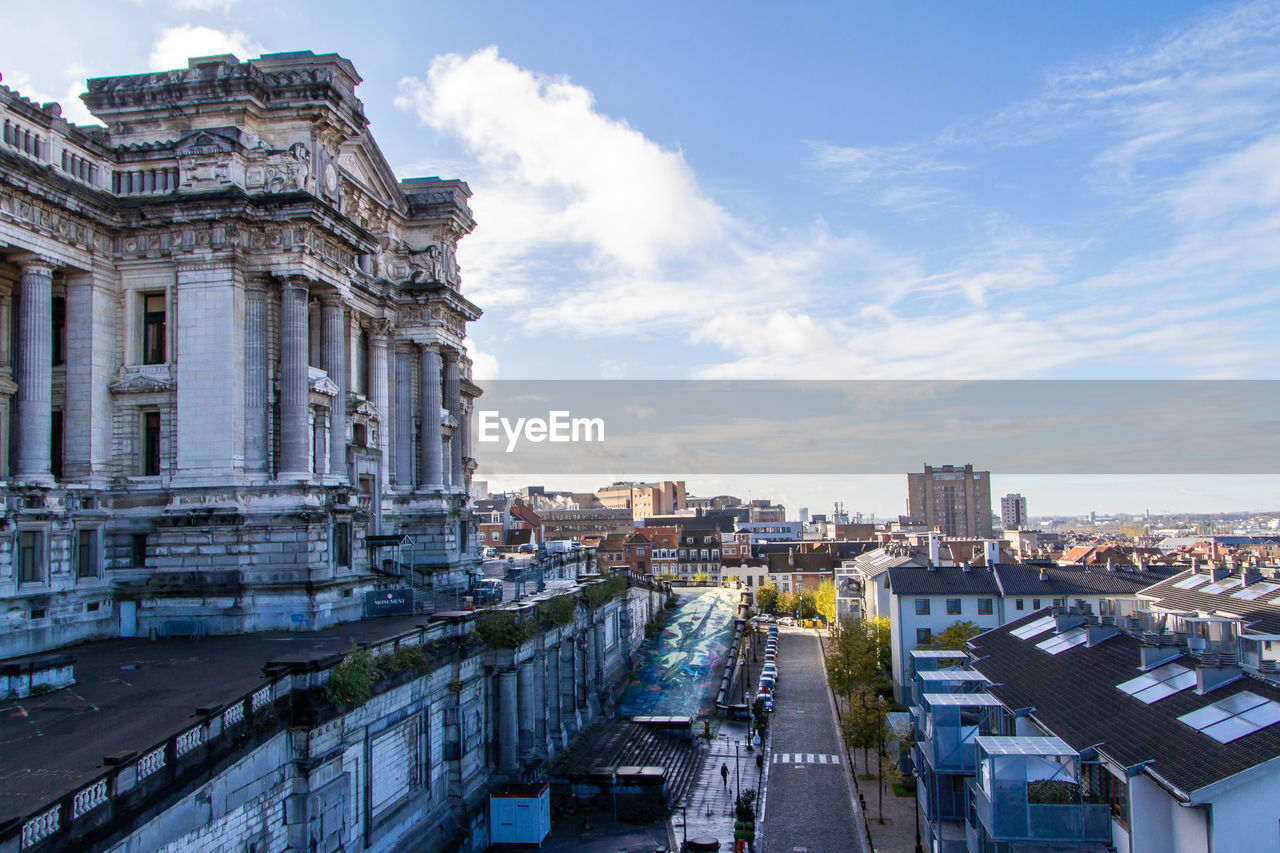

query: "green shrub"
left=381, top=645, right=427, bottom=673
left=473, top=611, right=536, bottom=648
left=538, top=594, right=577, bottom=627
left=583, top=574, right=627, bottom=608
left=328, top=647, right=378, bottom=707
left=29, top=684, right=54, bottom=697
left=1027, top=780, right=1081, bottom=805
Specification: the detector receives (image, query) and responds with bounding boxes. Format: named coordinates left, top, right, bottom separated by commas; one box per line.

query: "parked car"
left=483, top=547, right=498, bottom=559
left=517, top=543, right=533, bottom=553
left=777, top=617, right=795, bottom=626
left=758, top=694, right=774, bottom=713
left=764, top=653, right=776, bottom=664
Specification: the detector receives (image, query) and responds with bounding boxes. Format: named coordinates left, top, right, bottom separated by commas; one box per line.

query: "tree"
left=796, top=588, right=818, bottom=619
left=930, top=620, right=981, bottom=651
left=815, top=579, right=838, bottom=628
left=777, top=590, right=799, bottom=617
left=756, top=583, right=779, bottom=614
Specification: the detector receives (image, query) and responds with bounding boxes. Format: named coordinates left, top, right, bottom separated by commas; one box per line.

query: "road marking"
left=772, top=753, right=841, bottom=765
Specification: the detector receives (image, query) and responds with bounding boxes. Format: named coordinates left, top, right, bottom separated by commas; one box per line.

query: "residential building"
left=0, top=52, right=481, bottom=658
left=1000, top=493, right=1028, bottom=529
left=594, top=480, right=686, bottom=522
left=908, top=464, right=994, bottom=538
left=737, top=521, right=803, bottom=542
left=845, top=543, right=1181, bottom=702
left=539, top=507, right=632, bottom=542
left=947, top=566, right=1280, bottom=853
left=748, top=499, right=786, bottom=523
left=766, top=549, right=837, bottom=595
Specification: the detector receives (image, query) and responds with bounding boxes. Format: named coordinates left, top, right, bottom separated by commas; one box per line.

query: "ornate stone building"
left=0, top=51, right=482, bottom=658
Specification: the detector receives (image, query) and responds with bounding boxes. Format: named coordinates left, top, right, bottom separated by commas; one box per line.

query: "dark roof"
left=887, top=566, right=1000, bottom=595
left=830, top=541, right=880, bottom=559
left=994, top=563, right=1182, bottom=596
left=970, top=611, right=1280, bottom=797
left=766, top=551, right=837, bottom=574
left=1138, top=567, right=1280, bottom=634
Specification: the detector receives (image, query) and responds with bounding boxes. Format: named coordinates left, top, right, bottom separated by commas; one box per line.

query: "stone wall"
left=0, top=574, right=669, bottom=853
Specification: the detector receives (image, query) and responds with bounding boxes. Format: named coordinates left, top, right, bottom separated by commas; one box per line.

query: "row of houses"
left=910, top=558, right=1280, bottom=853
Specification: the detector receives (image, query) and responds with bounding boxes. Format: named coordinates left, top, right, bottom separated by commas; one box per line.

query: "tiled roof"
left=994, top=563, right=1182, bottom=596
left=887, top=566, right=1001, bottom=595
left=970, top=611, right=1280, bottom=797
left=1138, top=568, right=1280, bottom=635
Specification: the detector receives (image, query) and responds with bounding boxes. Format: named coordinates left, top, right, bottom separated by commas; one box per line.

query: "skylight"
left=1036, top=627, right=1088, bottom=655
left=1202, top=577, right=1244, bottom=595
left=1231, top=583, right=1280, bottom=602
left=1178, top=691, right=1280, bottom=743
left=1010, top=616, right=1057, bottom=640
left=1117, top=662, right=1197, bottom=703
left=1173, top=574, right=1211, bottom=590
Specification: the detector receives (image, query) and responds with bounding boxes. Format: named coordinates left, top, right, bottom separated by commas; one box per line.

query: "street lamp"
left=611, top=769, right=618, bottom=823
left=913, top=769, right=923, bottom=853
left=679, top=797, right=688, bottom=850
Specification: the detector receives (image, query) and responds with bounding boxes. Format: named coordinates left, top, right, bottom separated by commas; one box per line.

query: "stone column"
left=278, top=277, right=311, bottom=479
left=498, top=669, right=519, bottom=774
left=321, top=295, right=347, bottom=483
left=546, top=647, right=562, bottom=745
left=444, top=351, right=463, bottom=488
left=244, top=282, right=269, bottom=477
left=0, top=289, right=10, bottom=374
left=15, top=257, right=55, bottom=484
left=517, top=659, right=534, bottom=756
left=418, top=344, right=443, bottom=490
left=531, top=653, right=546, bottom=749
left=394, top=343, right=415, bottom=490
left=368, top=321, right=390, bottom=463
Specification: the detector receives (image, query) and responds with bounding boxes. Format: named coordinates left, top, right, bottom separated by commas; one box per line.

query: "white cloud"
left=173, top=0, right=242, bottom=11
left=395, top=46, right=740, bottom=318
left=148, top=25, right=263, bottom=72
left=466, top=341, right=500, bottom=381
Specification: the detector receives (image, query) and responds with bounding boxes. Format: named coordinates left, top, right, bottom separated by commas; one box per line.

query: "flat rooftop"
left=0, top=613, right=439, bottom=825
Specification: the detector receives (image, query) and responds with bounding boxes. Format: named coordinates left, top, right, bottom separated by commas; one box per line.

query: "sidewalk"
left=819, top=629, right=922, bottom=853
left=671, top=719, right=767, bottom=851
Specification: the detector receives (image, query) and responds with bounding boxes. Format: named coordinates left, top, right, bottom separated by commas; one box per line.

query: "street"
left=762, top=627, right=868, bottom=853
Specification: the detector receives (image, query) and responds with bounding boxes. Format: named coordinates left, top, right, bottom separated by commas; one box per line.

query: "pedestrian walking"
left=721, top=762, right=729, bottom=788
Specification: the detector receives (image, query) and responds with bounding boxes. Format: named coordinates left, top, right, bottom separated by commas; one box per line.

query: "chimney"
left=928, top=532, right=940, bottom=567
left=962, top=561, right=972, bottom=573
left=1039, top=568, right=1050, bottom=582
left=984, top=539, right=999, bottom=567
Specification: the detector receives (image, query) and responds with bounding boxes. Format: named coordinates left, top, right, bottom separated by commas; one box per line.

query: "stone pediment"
left=110, top=365, right=175, bottom=394
left=348, top=396, right=381, bottom=420
left=309, top=374, right=340, bottom=397
left=337, top=134, right=404, bottom=211
left=174, top=129, right=238, bottom=157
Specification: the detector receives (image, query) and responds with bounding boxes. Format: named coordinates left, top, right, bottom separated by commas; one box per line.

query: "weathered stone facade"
left=0, top=575, right=665, bottom=853
left=0, top=51, right=482, bottom=657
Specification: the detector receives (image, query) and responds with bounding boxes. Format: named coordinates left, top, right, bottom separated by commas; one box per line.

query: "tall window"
left=77, top=529, right=99, bottom=579
left=18, top=530, right=43, bottom=584
left=52, top=296, right=66, bottom=365
left=142, top=292, right=166, bottom=364
left=946, top=598, right=961, bottom=615
left=978, top=598, right=994, bottom=615
left=915, top=599, right=931, bottom=616
left=51, top=410, right=63, bottom=480
left=131, top=534, right=148, bottom=567
left=333, top=521, right=352, bottom=568
left=142, top=411, right=161, bottom=476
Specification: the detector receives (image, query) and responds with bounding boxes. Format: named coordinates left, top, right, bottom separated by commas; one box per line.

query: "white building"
left=1, top=52, right=482, bottom=658
left=1000, top=493, right=1028, bottom=530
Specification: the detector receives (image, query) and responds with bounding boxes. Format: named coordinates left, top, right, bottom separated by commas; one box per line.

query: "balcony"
left=917, top=693, right=1008, bottom=774
left=966, top=736, right=1110, bottom=846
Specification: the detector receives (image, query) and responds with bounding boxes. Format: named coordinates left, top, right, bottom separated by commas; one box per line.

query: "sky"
left=3, top=1, right=1278, bottom=517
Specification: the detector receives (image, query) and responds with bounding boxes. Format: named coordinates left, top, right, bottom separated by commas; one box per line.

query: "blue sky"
left=4, top=1, right=1278, bottom=516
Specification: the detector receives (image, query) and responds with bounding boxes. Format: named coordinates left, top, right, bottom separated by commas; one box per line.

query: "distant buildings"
left=594, top=480, right=686, bottom=523
left=1000, top=492, right=1028, bottom=529
left=908, top=464, right=994, bottom=538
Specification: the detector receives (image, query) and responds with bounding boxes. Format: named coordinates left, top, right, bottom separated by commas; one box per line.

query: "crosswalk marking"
left=771, top=752, right=841, bottom=765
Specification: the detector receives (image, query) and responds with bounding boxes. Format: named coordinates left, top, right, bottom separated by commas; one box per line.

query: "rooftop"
left=970, top=609, right=1280, bottom=798
left=0, top=613, right=440, bottom=826
left=1139, top=566, right=1280, bottom=634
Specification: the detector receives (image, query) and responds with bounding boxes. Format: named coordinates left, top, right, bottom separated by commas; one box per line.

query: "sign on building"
left=364, top=589, right=415, bottom=618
